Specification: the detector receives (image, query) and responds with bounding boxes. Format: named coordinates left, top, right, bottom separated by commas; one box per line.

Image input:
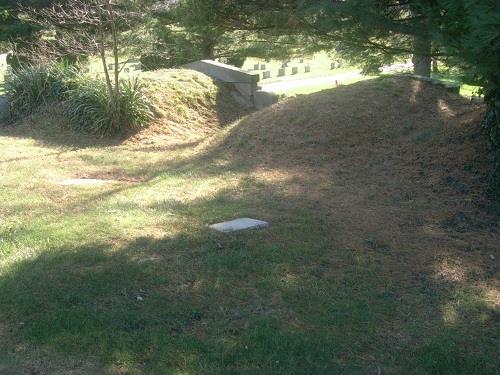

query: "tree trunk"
left=105, top=0, right=120, bottom=127
left=432, top=58, right=438, bottom=74
left=202, top=43, right=215, bottom=60
left=412, top=35, right=431, bottom=77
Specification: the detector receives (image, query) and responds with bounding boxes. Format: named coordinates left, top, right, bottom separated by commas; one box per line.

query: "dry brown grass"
left=197, top=75, right=499, bottom=306
left=132, top=69, right=249, bottom=144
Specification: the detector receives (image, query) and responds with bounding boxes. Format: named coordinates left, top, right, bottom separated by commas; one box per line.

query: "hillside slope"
left=0, top=69, right=248, bottom=146
left=198, top=75, right=499, bottom=298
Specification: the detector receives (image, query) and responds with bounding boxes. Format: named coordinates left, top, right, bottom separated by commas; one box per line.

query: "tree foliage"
left=146, top=0, right=311, bottom=68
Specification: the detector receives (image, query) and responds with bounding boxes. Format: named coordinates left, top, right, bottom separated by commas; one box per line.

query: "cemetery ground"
left=0, top=74, right=499, bottom=374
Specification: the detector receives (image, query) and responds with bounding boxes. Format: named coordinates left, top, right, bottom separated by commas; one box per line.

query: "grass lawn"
left=0, top=76, right=498, bottom=374
left=430, top=72, right=482, bottom=98
left=269, top=75, right=377, bottom=96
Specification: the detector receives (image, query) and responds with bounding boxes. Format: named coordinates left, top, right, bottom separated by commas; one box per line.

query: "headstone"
left=209, top=218, right=269, bottom=233
left=253, top=64, right=260, bottom=70
left=278, top=68, right=286, bottom=77
left=134, top=64, right=142, bottom=71
left=299, top=58, right=304, bottom=63
left=263, top=71, right=271, bottom=79
left=108, top=64, right=114, bottom=70
left=282, top=62, right=288, bottom=68
left=336, top=61, right=342, bottom=68
left=260, top=64, right=266, bottom=70
left=124, top=67, right=130, bottom=73
left=292, top=66, right=298, bottom=75
left=304, top=65, right=311, bottom=73
left=331, top=62, right=336, bottom=70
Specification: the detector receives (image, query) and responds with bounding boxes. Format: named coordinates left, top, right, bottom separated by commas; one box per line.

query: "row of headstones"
left=331, top=61, right=342, bottom=69
left=260, top=65, right=312, bottom=79
left=252, top=58, right=308, bottom=72
left=107, top=62, right=142, bottom=73
left=80, top=62, right=142, bottom=74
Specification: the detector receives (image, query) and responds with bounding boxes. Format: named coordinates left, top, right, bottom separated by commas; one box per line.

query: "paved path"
left=260, top=71, right=361, bottom=93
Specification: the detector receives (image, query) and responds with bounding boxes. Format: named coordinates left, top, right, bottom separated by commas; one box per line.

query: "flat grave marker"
left=209, top=218, right=269, bottom=233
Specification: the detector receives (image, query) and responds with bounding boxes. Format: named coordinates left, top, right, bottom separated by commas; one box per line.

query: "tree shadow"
left=0, top=76, right=498, bottom=373
left=0, top=182, right=498, bottom=373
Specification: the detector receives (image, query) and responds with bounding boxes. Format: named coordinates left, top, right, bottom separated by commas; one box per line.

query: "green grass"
left=431, top=72, right=482, bottom=97
left=273, top=75, right=376, bottom=96
left=0, top=77, right=497, bottom=374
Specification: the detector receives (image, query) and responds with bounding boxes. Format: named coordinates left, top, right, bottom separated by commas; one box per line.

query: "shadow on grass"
left=0, top=182, right=498, bottom=373
left=0, top=77, right=498, bottom=373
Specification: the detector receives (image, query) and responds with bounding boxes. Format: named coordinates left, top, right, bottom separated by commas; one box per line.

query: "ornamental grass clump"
left=4, top=64, right=78, bottom=119
left=64, top=77, right=153, bottom=136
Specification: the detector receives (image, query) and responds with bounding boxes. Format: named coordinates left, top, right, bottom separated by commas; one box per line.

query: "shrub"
left=64, top=77, right=153, bottom=136
left=4, top=64, right=78, bottom=120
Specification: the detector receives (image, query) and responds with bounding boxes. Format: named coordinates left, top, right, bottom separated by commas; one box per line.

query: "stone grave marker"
left=260, top=64, right=266, bottom=70
left=253, top=63, right=260, bottom=70
left=331, top=62, right=336, bottom=70
left=108, top=64, right=114, bottom=70
left=263, top=71, right=271, bottom=79
left=209, top=218, right=269, bottom=233
left=299, top=58, right=304, bottom=63
left=304, top=65, right=311, bottom=73
left=292, top=66, right=298, bottom=75
left=124, top=67, right=130, bottom=73
left=278, top=68, right=286, bottom=77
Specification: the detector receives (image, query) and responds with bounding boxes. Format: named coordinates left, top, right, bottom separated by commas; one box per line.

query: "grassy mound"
left=208, top=75, right=497, bottom=265
left=131, top=69, right=249, bottom=143
left=1, top=69, right=248, bottom=146
left=218, top=76, right=493, bottom=199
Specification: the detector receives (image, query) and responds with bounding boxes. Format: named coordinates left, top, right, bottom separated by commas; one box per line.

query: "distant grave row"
left=256, top=65, right=312, bottom=79
left=249, top=60, right=343, bottom=80
left=82, top=59, right=142, bottom=74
